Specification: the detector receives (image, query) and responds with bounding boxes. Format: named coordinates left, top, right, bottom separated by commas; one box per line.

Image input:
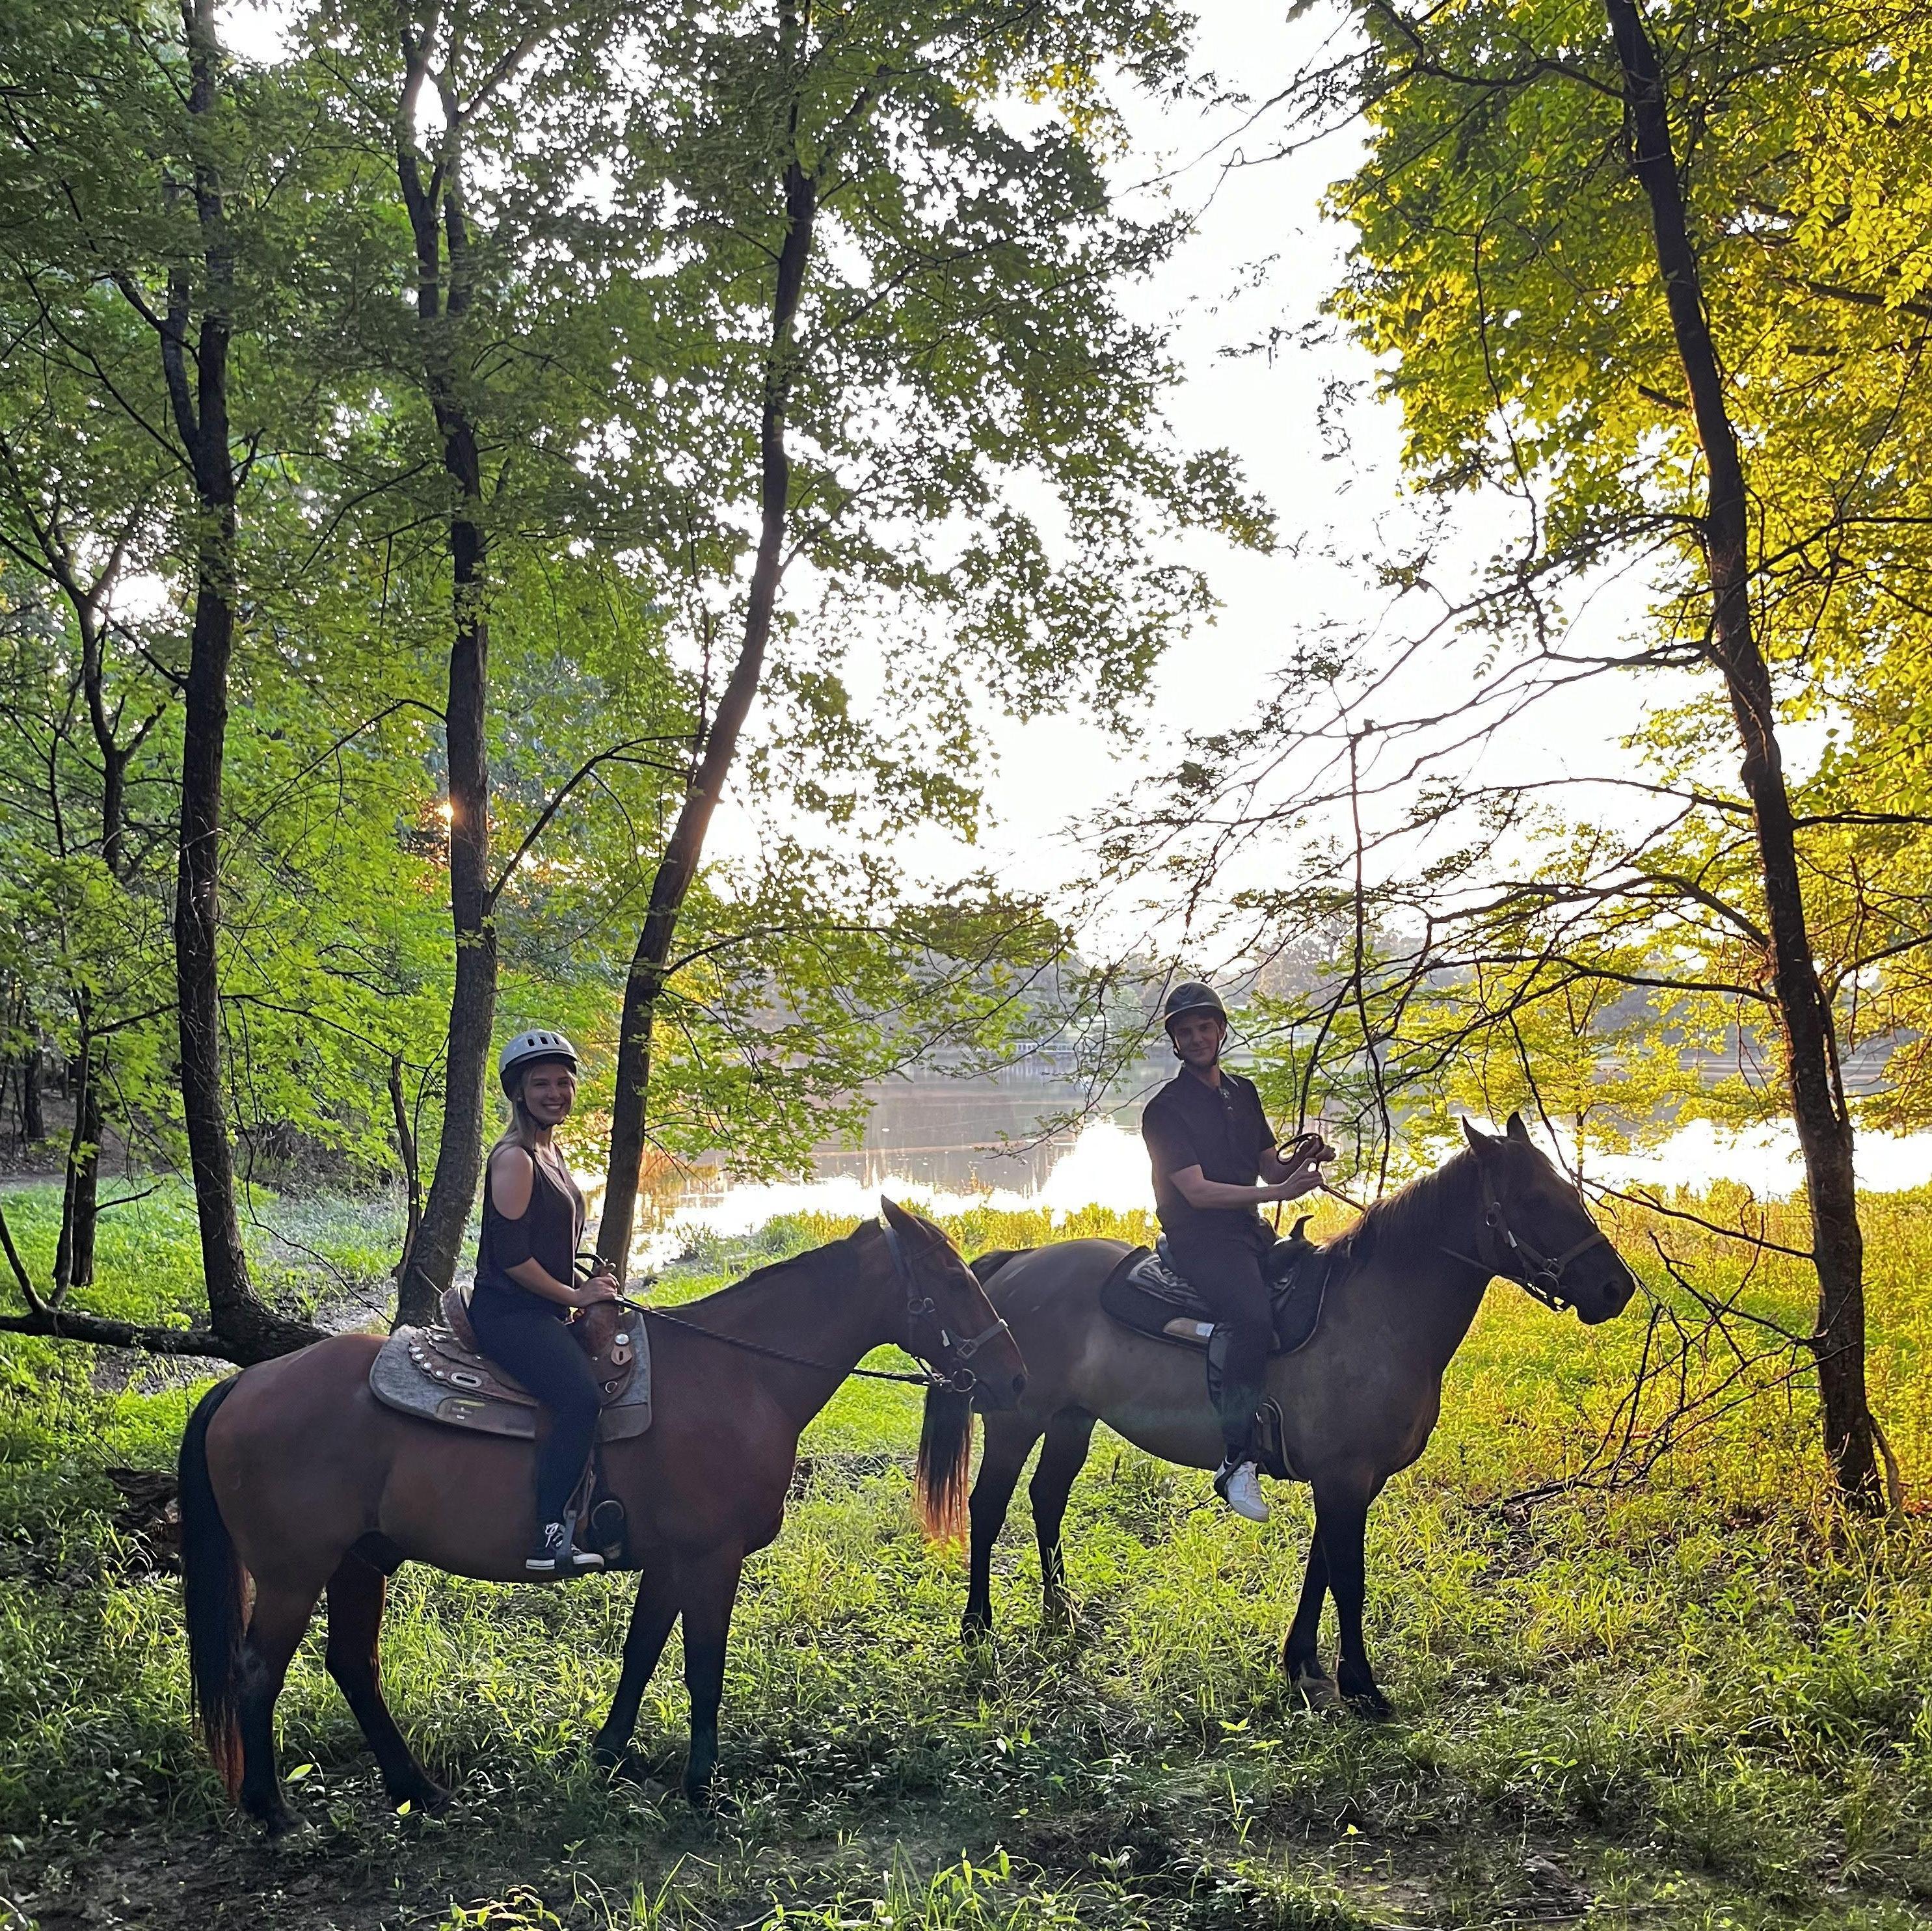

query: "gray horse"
left=917, top=1115, right=1637, bottom=1712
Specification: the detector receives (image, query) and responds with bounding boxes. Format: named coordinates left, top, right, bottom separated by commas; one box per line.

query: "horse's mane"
left=1319, top=1145, right=1481, bottom=1271
left=675, top=1225, right=861, bottom=1312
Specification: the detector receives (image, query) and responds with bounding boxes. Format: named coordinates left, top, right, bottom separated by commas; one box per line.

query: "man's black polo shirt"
left=1140, top=1067, right=1278, bottom=1240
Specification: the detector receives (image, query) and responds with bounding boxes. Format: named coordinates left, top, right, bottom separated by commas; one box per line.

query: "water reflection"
left=805, top=1063, right=1164, bottom=1193
left=612, top=1064, right=1932, bottom=1270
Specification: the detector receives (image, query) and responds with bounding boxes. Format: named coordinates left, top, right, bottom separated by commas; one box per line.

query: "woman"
left=468, top=1028, right=620, bottom=1575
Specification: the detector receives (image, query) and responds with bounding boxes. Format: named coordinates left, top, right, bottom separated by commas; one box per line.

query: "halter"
left=879, top=1215, right=1013, bottom=1394
left=1440, top=1163, right=1619, bottom=1312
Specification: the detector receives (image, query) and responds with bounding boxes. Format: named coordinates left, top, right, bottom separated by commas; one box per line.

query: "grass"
left=0, top=1177, right=1929, bottom=1928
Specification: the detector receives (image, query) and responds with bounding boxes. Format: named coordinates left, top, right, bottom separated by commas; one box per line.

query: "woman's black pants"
left=1165, top=1227, right=1275, bottom=1462
left=467, top=1286, right=601, bottom=1526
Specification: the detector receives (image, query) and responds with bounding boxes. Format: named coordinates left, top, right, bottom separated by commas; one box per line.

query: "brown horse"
left=176, top=1199, right=1025, bottom=1828
left=919, top=1118, right=1637, bottom=1712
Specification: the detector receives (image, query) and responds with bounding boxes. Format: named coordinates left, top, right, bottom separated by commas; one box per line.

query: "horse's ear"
left=1461, top=1117, right=1492, bottom=1155
left=880, top=1195, right=915, bottom=1231
left=1505, top=1111, right=1531, bottom=1145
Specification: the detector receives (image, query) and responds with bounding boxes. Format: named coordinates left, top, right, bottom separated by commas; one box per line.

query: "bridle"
left=1440, top=1162, right=1620, bottom=1312
left=629, top=1216, right=1008, bottom=1393
left=880, top=1215, right=1013, bottom=1394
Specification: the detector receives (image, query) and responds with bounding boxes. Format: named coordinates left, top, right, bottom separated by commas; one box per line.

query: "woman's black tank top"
left=474, top=1145, right=584, bottom=1312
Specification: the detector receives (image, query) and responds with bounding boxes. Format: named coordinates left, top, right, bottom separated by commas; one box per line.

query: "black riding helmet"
left=1162, top=981, right=1228, bottom=1033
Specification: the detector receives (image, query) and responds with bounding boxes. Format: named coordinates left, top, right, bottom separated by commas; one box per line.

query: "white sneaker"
left=1215, top=1459, right=1270, bottom=1523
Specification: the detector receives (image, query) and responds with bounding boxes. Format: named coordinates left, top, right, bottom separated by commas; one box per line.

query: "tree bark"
left=20, top=1048, right=44, bottom=1143
left=155, top=0, right=316, bottom=1364
left=388, top=1051, right=423, bottom=1294
left=52, top=1026, right=100, bottom=1295
left=1605, top=0, right=1881, bottom=1507
left=598, top=157, right=819, bottom=1275
left=62, top=566, right=140, bottom=1296
left=392, top=64, right=498, bottom=1327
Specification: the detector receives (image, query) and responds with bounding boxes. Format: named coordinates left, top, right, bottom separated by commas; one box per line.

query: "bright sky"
left=909, top=2, right=1403, bottom=907
left=807, top=1, right=1666, bottom=943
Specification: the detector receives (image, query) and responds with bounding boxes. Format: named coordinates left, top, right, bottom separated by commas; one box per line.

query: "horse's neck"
left=678, top=1234, right=897, bottom=1433
left=1358, top=1152, right=1493, bottom=1374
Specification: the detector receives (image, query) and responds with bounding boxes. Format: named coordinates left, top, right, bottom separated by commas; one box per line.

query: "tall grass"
left=1, top=1178, right=1929, bottom=1928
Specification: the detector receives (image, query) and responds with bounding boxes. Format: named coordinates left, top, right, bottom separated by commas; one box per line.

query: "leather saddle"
left=369, top=1285, right=652, bottom=1442
left=1099, top=1220, right=1334, bottom=1357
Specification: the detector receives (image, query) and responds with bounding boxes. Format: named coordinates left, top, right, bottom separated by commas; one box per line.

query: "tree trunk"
left=388, top=1051, right=423, bottom=1290
left=62, top=559, right=138, bottom=1299
left=395, top=494, right=494, bottom=1325
left=1605, top=0, right=1881, bottom=1508
left=159, top=0, right=316, bottom=1364
left=392, top=98, right=498, bottom=1326
left=598, top=159, right=818, bottom=1276
left=53, top=1027, right=100, bottom=1296
left=20, top=1048, right=44, bottom=1143
left=175, top=497, right=280, bottom=1350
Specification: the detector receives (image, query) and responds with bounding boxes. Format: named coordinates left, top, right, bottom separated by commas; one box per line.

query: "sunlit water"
left=604, top=1071, right=1932, bottom=1270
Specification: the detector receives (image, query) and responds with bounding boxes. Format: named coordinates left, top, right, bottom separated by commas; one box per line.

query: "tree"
left=0, top=0, right=379, bottom=1357
left=312, top=0, right=641, bottom=1321
left=1110, top=0, right=1932, bottom=1507
left=594, top=0, right=1268, bottom=1272
left=0, top=377, right=173, bottom=1294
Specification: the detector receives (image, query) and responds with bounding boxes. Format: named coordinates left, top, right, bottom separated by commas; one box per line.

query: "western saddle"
left=368, top=1286, right=652, bottom=1442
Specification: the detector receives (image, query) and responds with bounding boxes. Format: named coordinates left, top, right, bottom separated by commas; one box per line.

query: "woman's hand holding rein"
left=576, top=1266, right=620, bottom=1307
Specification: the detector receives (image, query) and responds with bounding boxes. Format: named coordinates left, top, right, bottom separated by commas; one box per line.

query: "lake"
left=606, top=1063, right=1932, bottom=1268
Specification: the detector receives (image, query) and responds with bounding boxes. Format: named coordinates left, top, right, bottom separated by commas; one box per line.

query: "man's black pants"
left=1164, top=1225, right=1277, bottom=1462
left=468, top=1284, right=601, bottom=1526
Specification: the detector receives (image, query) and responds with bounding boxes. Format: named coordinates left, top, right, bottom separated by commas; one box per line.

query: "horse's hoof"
left=598, top=1747, right=658, bottom=1789
left=1340, top=1681, right=1393, bottom=1720
left=393, top=1781, right=451, bottom=1817
left=1287, top=1662, right=1338, bottom=1709
left=253, top=1802, right=306, bottom=1841
left=959, top=1615, right=993, bottom=1647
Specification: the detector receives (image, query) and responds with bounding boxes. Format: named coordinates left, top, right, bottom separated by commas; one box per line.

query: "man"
left=1140, top=981, right=1330, bottom=1523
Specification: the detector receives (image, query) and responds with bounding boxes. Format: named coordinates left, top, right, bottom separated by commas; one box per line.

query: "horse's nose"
left=1010, top=1370, right=1027, bottom=1400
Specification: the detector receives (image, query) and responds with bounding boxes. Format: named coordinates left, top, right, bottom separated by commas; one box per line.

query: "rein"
left=1439, top=1163, right=1618, bottom=1312
left=626, top=1301, right=948, bottom=1388
left=624, top=1218, right=1006, bottom=1394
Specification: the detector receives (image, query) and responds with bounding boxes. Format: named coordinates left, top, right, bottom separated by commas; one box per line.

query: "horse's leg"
left=592, top=1565, right=681, bottom=1782
left=1313, top=1476, right=1390, bottom=1717
left=1028, top=1409, right=1095, bottom=1625
left=1281, top=1532, right=1334, bottom=1699
left=678, top=1551, right=744, bottom=1805
left=964, top=1412, right=1041, bottom=1638
left=324, top=1552, right=448, bottom=1813
left=236, top=1580, right=323, bottom=1831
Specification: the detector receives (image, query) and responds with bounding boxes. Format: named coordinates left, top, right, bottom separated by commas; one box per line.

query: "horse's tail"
left=915, top=1247, right=1033, bottom=1543
left=178, top=1376, right=247, bottom=1800
left=917, top=1384, right=974, bottom=1544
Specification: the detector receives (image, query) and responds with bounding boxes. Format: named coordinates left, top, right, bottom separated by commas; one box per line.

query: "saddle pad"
left=1098, top=1244, right=1330, bottom=1357
left=368, top=1322, right=652, bottom=1442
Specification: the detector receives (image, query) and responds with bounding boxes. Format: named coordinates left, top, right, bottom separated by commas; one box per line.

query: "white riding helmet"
left=498, top=1028, right=580, bottom=1096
